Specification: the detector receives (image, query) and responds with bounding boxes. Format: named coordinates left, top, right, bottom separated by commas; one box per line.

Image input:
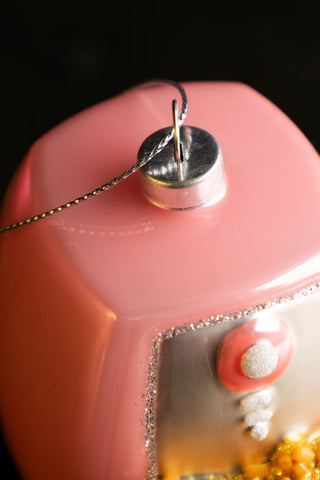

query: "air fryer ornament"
left=0, top=80, right=319, bottom=480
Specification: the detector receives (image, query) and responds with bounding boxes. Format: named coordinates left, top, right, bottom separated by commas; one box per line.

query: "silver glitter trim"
left=144, top=282, right=320, bottom=480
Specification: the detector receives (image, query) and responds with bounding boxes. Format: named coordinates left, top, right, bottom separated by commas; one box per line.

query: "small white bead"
left=240, top=390, right=273, bottom=412
left=245, top=409, right=273, bottom=427
left=250, top=423, right=269, bottom=441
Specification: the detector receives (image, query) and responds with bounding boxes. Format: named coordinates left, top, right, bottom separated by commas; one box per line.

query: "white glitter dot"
left=241, top=342, right=278, bottom=379
left=240, top=390, right=272, bottom=412
left=245, top=409, right=273, bottom=427
left=250, top=422, right=269, bottom=441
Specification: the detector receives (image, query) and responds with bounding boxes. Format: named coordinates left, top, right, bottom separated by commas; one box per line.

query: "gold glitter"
left=293, top=447, right=315, bottom=465
left=188, top=434, right=320, bottom=480
left=245, top=463, right=269, bottom=478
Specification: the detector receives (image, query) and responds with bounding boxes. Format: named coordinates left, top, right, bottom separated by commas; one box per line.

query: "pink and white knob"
left=217, top=316, right=294, bottom=392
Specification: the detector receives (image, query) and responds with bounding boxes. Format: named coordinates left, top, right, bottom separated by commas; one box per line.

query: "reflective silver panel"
left=155, top=292, right=320, bottom=478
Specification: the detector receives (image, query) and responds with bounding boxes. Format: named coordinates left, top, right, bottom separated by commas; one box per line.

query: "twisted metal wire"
left=0, top=79, right=188, bottom=233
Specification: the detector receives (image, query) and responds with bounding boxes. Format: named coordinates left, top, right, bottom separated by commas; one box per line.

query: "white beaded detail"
left=250, top=423, right=269, bottom=441
left=245, top=409, right=273, bottom=427
left=240, top=390, right=273, bottom=412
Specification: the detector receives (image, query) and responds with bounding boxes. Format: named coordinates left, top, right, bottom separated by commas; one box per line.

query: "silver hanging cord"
left=0, top=79, right=188, bottom=233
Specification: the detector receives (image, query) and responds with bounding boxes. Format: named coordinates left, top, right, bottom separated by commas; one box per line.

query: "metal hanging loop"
left=172, top=99, right=181, bottom=162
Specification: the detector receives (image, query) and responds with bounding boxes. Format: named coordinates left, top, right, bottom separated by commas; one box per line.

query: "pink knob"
left=217, top=316, right=294, bottom=392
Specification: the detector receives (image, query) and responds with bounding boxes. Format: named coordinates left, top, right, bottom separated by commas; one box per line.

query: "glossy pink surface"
left=0, top=82, right=319, bottom=479
left=217, top=317, right=294, bottom=392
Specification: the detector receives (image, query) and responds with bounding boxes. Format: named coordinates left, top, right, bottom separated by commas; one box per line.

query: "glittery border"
left=144, top=282, right=320, bottom=479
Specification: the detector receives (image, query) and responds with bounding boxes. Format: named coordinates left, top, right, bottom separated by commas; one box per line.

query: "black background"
left=0, top=1, right=319, bottom=478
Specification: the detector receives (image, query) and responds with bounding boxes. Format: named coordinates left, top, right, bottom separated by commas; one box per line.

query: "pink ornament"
left=0, top=81, right=319, bottom=479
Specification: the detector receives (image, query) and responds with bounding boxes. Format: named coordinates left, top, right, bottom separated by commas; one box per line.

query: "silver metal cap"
left=138, top=125, right=226, bottom=210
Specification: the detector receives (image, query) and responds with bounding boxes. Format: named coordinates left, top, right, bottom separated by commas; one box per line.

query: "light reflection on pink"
left=256, top=252, right=320, bottom=292
left=5, top=156, right=32, bottom=223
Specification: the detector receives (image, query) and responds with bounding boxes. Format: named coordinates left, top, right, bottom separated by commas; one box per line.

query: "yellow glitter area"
left=200, top=434, right=320, bottom=480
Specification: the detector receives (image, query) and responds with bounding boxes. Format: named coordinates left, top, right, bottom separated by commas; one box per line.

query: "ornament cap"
left=138, top=124, right=226, bottom=210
